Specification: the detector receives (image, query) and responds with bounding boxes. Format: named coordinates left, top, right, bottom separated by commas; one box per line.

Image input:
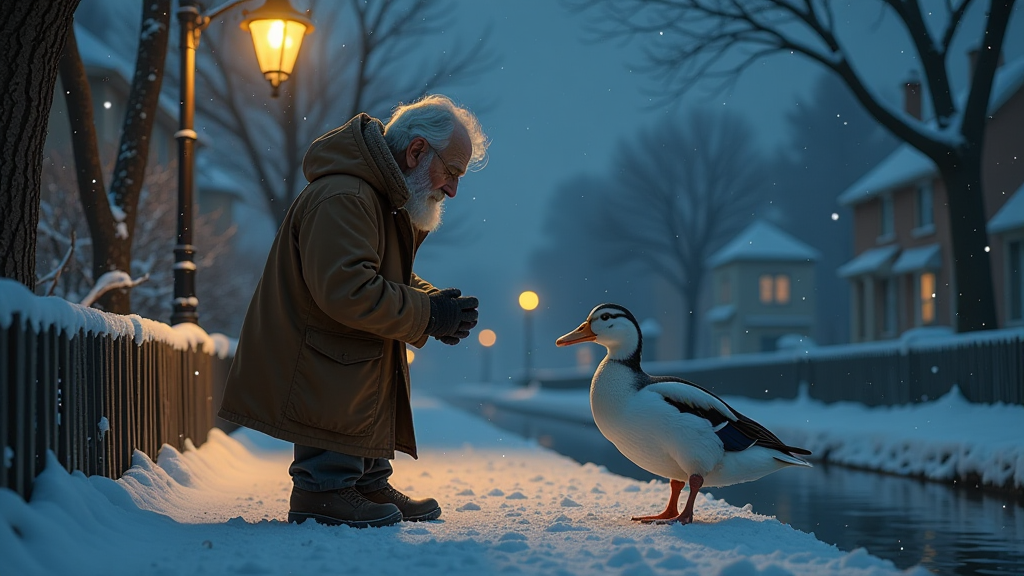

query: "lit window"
left=920, top=272, right=935, bottom=324
left=774, top=275, right=790, bottom=304
left=916, top=181, right=934, bottom=229
left=759, top=274, right=773, bottom=304
left=880, top=194, right=894, bottom=237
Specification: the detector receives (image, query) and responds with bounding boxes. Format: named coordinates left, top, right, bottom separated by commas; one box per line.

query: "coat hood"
left=302, top=113, right=410, bottom=210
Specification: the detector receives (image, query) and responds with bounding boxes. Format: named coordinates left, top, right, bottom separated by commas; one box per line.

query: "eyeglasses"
left=424, top=141, right=461, bottom=183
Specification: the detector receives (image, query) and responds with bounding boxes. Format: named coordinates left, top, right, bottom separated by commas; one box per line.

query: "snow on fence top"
left=0, top=278, right=227, bottom=356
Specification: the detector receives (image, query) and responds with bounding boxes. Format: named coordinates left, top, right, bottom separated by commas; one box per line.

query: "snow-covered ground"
left=446, top=381, right=1024, bottom=491
left=0, top=396, right=925, bottom=576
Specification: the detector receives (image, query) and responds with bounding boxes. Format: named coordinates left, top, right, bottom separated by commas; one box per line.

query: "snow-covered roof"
left=837, top=244, right=899, bottom=278
left=837, top=145, right=934, bottom=206
left=988, top=181, right=1024, bottom=234
left=706, top=304, right=735, bottom=324
left=839, top=57, right=1024, bottom=207
left=707, top=221, right=820, bottom=268
left=891, top=244, right=942, bottom=274
left=744, top=314, right=814, bottom=328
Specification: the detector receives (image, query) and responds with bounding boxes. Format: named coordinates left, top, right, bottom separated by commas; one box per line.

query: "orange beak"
left=555, top=321, right=597, bottom=347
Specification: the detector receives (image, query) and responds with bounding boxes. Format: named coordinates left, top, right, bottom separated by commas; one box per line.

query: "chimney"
left=903, top=70, right=921, bottom=120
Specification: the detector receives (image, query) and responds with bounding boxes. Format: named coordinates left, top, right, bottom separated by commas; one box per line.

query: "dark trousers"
left=289, top=444, right=393, bottom=492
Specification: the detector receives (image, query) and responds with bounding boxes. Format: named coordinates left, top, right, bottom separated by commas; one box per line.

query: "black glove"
left=425, top=288, right=479, bottom=345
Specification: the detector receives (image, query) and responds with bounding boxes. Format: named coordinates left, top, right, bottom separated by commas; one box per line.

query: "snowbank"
left=0, top=277, right=226, bottom=354
left=0, top=397, right=923, bottom=576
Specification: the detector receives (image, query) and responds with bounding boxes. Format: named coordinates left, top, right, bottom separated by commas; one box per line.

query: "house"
left=837, top=57, right=1024, bottom=341
left=706, top=220, right=820, bottom=356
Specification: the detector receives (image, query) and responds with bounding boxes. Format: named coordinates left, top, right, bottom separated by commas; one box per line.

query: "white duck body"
left=559, top=304, right=811, bottom=490
left=590, top=357, right=805, bottom=487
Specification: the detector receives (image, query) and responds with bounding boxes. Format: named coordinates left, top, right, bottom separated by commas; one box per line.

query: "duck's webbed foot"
left=631, top=479, right=685, bottom=523
left=663, top=473, right=704, bottom=525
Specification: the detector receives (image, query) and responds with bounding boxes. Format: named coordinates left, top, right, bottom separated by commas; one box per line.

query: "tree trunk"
left=58, top=2, right=169, bottom=314
left=940, top=153, right=999, bottom=332
left=0, top=0, right=81, bottom=289
left=682, top=275, right=702, bottom=360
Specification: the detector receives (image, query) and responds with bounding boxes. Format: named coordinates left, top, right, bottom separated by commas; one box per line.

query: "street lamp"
left=518, top=291, right=539, bottom=384
left=478, top=328, right=496, bottom=382
left=171, top=0, right=313, bottom=325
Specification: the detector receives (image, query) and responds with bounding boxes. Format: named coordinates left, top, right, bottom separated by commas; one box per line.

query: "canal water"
left=451, top=400, right=1024, bottom=575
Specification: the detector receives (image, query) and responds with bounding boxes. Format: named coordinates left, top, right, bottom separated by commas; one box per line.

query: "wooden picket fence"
left=1, top=313, right=229, bottom=500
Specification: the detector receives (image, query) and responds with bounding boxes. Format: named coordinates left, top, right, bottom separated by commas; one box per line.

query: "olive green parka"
left=218, top=113, right=437, bottom=459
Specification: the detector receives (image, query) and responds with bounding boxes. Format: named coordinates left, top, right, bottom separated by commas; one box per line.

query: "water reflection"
left=454, top=400, right=1024, bottom=575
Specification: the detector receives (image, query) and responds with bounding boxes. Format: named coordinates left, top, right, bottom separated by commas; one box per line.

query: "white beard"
left=403, top=158, right=445, bottom=232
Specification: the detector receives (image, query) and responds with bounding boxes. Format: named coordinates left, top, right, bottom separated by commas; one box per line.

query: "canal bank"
left=442, top=383, right=1024, bottom=574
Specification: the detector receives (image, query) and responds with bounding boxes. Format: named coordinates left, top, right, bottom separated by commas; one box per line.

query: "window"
left=1010, top=240, right=1023, bottom=322
left=919, top=272, right=936, bottom=325
left=719, top=335, right=731, bottom=357
left=719, top=276, right=732, bottom=304
left=916, top=181, right=934, bottom=229
left=774, top=275, right=790, bottom=304
left=881, top=278, right=897, bottom=335
left=759, top=274, right=773, bottom=303
left=880, top=194, right=894, bottom=238
left=759, top=274, right=791, bottom=305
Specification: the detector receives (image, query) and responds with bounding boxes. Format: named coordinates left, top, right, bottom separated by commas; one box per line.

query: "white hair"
left=383, top=94, right=489, bottom=171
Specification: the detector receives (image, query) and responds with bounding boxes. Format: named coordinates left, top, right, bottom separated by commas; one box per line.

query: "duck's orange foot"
left=631, top=511, right=678, bottom=523
left=651, top=513, right=694, bottom=525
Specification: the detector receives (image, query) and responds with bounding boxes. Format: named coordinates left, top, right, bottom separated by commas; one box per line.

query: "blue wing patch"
left=715, top=422, right=757, bottom=452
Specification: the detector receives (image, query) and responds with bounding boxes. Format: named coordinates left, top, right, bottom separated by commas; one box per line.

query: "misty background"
left=65, top=0, right=1024, bottom=392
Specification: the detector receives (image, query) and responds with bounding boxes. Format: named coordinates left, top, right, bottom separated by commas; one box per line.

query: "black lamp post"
left=518, top=291, right=539, bottom=384
left=171, top=0, right=312, bottom=325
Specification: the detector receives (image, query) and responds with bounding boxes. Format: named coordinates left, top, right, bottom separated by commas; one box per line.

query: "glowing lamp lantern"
left=241, top=0, right=314, bottom=97
left=518, top=291, right=539, bottom=312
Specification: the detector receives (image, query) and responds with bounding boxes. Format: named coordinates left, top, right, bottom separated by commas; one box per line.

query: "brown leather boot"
left=288, top=486, right=402, bottom=528
left=359, top=484, right=441, bottom=521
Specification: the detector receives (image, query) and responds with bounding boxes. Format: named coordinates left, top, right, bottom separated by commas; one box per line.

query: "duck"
left=555, top=303, right=812, bottom=525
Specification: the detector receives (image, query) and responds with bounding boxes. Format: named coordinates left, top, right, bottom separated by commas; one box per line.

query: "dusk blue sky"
left=398, top=1, right=1024, bottom=387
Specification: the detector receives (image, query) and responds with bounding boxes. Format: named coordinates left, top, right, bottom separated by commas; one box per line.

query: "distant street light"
left=518, top=291, right=539, bottom=384
left=171, top=0, right=313, bottom=325
left=478, top=328, right=496, bottom=382
left=406, top=348, right=415, bottom=364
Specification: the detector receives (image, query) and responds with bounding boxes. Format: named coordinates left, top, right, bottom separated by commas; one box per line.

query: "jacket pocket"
left=285, top=328, right=384, bottom=436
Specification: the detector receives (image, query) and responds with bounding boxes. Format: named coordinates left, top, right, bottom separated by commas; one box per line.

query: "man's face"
left=404, top=158, right=445, bottom=232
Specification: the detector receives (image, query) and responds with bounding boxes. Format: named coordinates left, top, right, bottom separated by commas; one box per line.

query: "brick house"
left=837, top=57, right=1024, bottom=341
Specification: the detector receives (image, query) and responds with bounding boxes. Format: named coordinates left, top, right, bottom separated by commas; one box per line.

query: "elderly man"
left=219, top=95, right=488, bottom=528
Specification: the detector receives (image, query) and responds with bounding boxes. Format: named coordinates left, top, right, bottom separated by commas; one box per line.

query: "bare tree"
left=572, top=0, right=1017, bottom=333
left=598, top=109, right=762, bottom=359
left=0, top=0, right=81, bottom=289
left=191, top=0, right=495, bottom=225
left=36, top=156, right=252, bottom=334
left=57, top=0, right=171, bottom=313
